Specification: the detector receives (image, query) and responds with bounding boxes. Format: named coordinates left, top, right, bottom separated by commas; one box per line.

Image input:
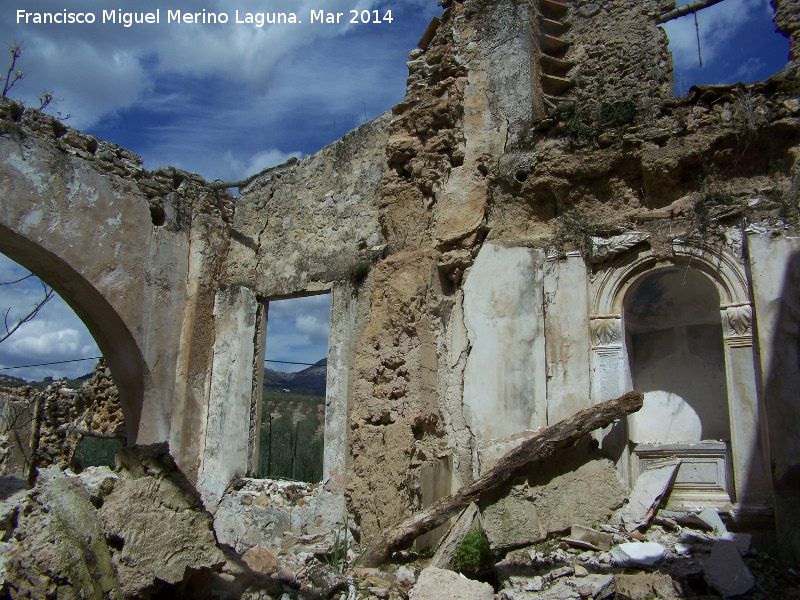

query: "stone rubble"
left=621, top=458, right=681, bottom=533
left=0, top=360, right=124, bottom=478
left=2, top=441, right=799, bottom=600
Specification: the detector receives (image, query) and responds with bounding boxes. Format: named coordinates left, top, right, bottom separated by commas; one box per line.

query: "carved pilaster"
left=591, top=315, right=622, bottom=347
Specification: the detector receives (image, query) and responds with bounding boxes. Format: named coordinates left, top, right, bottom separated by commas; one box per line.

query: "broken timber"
left=360, top=391, right=644, bottom=567
left=655, top=0, right=728, bottom=24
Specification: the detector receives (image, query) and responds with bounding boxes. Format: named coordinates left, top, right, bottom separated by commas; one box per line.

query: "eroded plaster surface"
left=463, top=244, right=547, bottom=442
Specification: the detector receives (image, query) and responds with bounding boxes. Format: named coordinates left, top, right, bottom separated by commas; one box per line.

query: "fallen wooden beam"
left=429, top=503, right=479, bottom=569
left=360, top=391, right=644, bottom=567
left=656, top=0, right=727, bottom=24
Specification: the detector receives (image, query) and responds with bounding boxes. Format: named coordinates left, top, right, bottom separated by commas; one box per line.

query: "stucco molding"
left=592, top=240, right=751, bottom=316
left=723, top=303, right=753, bottom=337
left=590, top=315, right=622, bottom=347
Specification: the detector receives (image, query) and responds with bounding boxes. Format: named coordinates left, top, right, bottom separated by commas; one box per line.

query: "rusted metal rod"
left=656, top=0, right=728, bottom=24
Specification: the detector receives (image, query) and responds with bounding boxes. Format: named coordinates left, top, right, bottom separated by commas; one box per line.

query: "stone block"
left=621, top=458, right=680, bottom=532
left=408, top=567, right=494, bottom=600
left=704, top=540, right=755, bottom=597
left=610, top=542, right=667, bottom=567
left=482, top=456, right=627, bottom=550
left=242, top=545, right=278, bottom=577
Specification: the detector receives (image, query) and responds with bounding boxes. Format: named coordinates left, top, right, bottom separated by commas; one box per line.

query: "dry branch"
left=359, top=391, right=644, bottom=567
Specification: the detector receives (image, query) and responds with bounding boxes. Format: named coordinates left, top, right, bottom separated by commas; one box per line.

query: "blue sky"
left=662, top=0, right=789, bottom=94
left=0, top=0, right=791, bottom=380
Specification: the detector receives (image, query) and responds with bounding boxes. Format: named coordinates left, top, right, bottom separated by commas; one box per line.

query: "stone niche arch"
left=590, top=241, right=773, bottom=510
left=0, top=225, right=147, bottom=443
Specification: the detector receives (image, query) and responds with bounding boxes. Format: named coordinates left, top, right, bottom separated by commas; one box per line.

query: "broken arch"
left=0, top=224, right=147, bottom=443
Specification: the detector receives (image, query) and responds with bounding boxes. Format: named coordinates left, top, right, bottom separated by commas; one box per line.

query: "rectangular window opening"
left=256, top=293, right=330, bottom=483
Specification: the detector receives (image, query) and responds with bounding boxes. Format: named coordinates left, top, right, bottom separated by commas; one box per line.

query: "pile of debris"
left=487, top=510, right=795, bottom=600
left=204, top=495, right=799, bottom=600
left=2, top=394, right=798, bottom=599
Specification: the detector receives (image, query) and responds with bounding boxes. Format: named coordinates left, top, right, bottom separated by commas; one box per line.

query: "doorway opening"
left=0, top=252, right=124, bottom=475
left=257, top=293, right=331, bottom=482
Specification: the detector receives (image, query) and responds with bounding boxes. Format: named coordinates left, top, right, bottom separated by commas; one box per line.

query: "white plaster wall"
left=628, top=325, right=730, bottom=444
left=748, top=233, right=800, bottom=481
left=325, top=283, right=357, bottom=486
left=197, top=286, right=259, bottom=510
left=462, top=244, right=547, bottom=441
left=544, top=253, right=591, bottom=424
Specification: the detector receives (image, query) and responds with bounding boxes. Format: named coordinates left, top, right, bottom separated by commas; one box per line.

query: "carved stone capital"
left=724, top=304, right=753, bottom=338
left=591, top=316, right=622, bottom=346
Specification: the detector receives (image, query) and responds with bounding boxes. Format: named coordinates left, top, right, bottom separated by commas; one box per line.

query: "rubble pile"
left=0, top=360, right=124, bottom=478
left=489, top=511, right=796, bottom=600
left=2, top=437, right=800, bottom=599
left=212, top=508, right=800, bottom=600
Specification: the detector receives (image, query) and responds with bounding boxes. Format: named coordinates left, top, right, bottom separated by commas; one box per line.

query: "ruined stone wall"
left=772, top=0, right=800, bottom=60
left=227, top=117, right=389, bottom=294
left=561, top=0, right=674, bottom=109
left=339, top=0, right=800, bottom=546
left=0, top=95, right=233, bottom=474
left=189, top=115, right=391, bottom=512
left=2, top=0, right=800, bottom=570
left=0, top=361, right=123, bottom=478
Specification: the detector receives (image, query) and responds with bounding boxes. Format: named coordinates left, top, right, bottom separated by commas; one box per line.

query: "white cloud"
left=731, top=57, right=766, bottom=82
left=219, top=149, right=303, bottom=182
left=264, top=295, right=331, bottom=371
left=1, top=0, right=398, bottom=129
left=6, top=326, right=82, bottom=356
left=0, top=255, right=99, bottom=381
left=296, top=314, right=329, bottom=344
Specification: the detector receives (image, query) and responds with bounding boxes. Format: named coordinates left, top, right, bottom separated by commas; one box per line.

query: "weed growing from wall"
left=554, top=97, right=638, bottom=143
left=350, top=261, right=371, bottom=286
left=553, top=103, right=595, bottom=142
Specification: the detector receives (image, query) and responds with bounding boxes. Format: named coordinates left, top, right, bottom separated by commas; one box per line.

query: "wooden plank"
left=360, top=392, right=644, bottom=567
left=429, top=503, right=479, bottom=569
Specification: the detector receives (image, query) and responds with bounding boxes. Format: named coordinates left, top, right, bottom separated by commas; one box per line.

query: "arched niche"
left=624, top=267, right=730, bottom=445
left=589, top=241, right=773, bottom=510
left=0, top=225, right=147, bottom=443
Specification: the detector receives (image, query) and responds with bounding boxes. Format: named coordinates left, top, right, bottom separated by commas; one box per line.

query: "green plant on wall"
left=554, top=97, right=638, bottom=142
left=597, top=98, right=637, bottom=128
left=451, top=527, right=493, bottom=575
left=350, top=261, right=371, bottom=285
left=553, top=103, right=594, bottom=141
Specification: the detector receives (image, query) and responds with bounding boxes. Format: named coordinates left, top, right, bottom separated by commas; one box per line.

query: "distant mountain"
left=0, top=371, right=92, bottom=391
left=0, top=374, right=27, bottom=389
left=263, top=358, right=327, bottom=396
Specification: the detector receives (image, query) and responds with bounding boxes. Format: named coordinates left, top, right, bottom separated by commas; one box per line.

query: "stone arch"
left=589, top=240, right=773, bottom=508
left=0, top=224, right=147, bottom=443
left=593, top=240, right=751, bottom=316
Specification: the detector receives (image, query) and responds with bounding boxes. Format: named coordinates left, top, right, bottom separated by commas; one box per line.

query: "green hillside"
left=258, top=360, right=326, bottom=482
